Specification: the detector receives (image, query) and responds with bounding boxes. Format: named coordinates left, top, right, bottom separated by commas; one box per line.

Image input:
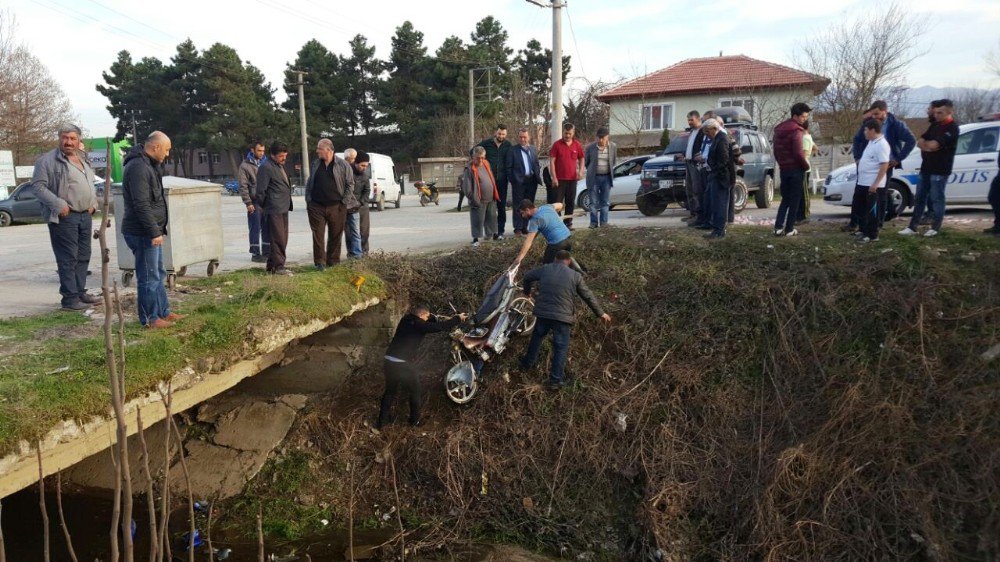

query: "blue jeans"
left=776, top=168, right=805, bottom=233
left=908, top=173, right=947, bottom=231
left=707, top=176, right=730, bottom=235
left=589, top=174, right=612, bottom=226
left=123, top=234, right=170, bottom=326
left=520, top=317, right=571, bottom=384
left=247, top=206, right=271, bottom=257
left=48, top=212, right=93, bottom=306
left=346, top=212, right=363, bottom=257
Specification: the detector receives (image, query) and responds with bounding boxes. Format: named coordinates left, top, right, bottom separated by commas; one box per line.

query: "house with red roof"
left=596, top=55, right=829, bottom=150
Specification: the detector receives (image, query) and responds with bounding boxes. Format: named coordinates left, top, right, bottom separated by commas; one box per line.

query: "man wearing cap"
left=584, top=127, right=617, bottom=228
left=344, top=148, right=372, bottom=255
left=30, top=124, right=101, bottom=311
left=847, top=100, right=916, bottom=230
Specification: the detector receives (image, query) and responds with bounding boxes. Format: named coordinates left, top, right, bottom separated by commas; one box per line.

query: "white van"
left=336, top=152, right=402, bottom=211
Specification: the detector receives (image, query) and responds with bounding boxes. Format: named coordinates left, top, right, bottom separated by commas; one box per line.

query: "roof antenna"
left=719, top=50, right=723, bottom=57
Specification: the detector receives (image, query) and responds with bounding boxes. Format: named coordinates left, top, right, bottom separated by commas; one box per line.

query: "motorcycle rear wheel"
left=445, top=360, right=479, bottom=404
left=509, top=296, right=536, bottom=334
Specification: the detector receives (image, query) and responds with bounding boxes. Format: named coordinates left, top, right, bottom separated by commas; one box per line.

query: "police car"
left=823, top=119, right=999, bottom=216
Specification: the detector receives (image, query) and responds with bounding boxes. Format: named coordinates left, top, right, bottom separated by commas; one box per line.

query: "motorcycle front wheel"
left=420, top=194, right=429, bottom=206
left=445, top=360, right=479, bottom=404
left=509, top=296, right=536, bottom=335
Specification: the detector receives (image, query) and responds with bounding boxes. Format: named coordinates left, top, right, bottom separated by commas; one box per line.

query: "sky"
left=3, top=0, right=998, bottom=137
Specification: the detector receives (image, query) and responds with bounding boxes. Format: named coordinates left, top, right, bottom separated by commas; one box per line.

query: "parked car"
left=823, top=119, right=999, bottom=216
left=635, top=108, right=775, bottom=216
left=0, top=182, right=43, bottom=227
left=576, top=154, right=655, bottom=212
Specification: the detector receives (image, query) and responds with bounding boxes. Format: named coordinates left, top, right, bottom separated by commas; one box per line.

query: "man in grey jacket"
left=304, top=138, right=357, bottom=270
left=519, top=250, right=611, bottom=388
left=237, top=142, right=269, bottom=263
left=30, top=124, right=101, bottom=311
left=256, top=142, right=293, bottom=275
left=584, top=127, right=617, bottom=228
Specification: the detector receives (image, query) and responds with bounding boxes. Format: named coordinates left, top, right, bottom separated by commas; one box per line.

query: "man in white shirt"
left=853, top=119, right=891, bottom=242
left=679, top=111, right=705, bottom=221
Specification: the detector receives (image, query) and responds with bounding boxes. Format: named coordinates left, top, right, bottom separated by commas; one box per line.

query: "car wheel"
left=0, top=210, right=11, bottom=227
left=885, top=184, right=906, bottom=219
left=376, top=192, right=385, bottom=212
left=577, top=189, right=591, bottom=213
left=755, top=174, right=774, bottom=208
left=636, top=195, right=668, bottom=216
left=733, top=177, right=748, bottom=214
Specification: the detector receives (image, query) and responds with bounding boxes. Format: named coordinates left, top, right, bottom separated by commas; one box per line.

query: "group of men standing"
left=460, top=122, right=624, bottom=245
left=237, top=140, right=373, bottom=275
left=678, top=109, right=742, bottom=239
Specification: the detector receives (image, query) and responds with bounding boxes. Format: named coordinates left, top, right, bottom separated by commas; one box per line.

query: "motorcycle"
left=444, top=264, right=536, bottom=404
left=415, top=180, right=440, bottom=206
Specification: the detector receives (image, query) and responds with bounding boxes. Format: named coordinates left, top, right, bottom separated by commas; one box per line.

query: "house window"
left=212, top=153, right=220, bottom=164
left=197, top=152, right=207, bottom=164
left=641, top=103, right=674, bottom=131
left=719, top=98, right=755, bottom=118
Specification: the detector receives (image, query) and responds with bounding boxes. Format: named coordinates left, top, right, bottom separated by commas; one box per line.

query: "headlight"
left=642, top=169, right=658, bottom=179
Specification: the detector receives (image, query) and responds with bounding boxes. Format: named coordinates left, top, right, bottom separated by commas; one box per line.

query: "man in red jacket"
left=548, top=122, right=585, bottom=228
left=772, top=103, right=812, bottom=237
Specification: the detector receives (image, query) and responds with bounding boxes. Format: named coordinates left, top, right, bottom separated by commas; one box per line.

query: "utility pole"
left=469, top=68, right=475, bottom=149
left=294, top=70, right=310, bottom=181
left=526, top=0, right=565, bottom=146
left=129, top=110, right=138, bottom=144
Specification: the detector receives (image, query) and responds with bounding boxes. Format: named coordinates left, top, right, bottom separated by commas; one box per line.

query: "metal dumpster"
left=113, top=176, right=224, bottom=289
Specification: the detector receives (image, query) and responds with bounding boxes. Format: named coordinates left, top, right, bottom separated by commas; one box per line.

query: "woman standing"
left=460, top=146, right=500, bottom=246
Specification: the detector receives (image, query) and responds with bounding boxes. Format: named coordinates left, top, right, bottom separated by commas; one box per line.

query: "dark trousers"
left=707, top=176, right=730, bottom=235
left=247, top=206, right=271, bottom=257
left=798, top=171, right=812, bottom=220
left=521, top=317, right=572, bottom=384
left=511, top=178, right=538, bottom=232
left=266, top=212, right=289, bottom=272
left=989, top=175, right=1000, bottom=229
left=48, top=212, right=93, bottom=306
left=684, top=162, right=703, bottom=216
left=307, top=202, right=347, bottom=266
left=358, top=205, right=370, bottom=253
left=542, top=237, right=572, bottom=263
left=776, top=168, right=805, bottom=233
left=695, top=168, right=710, bottom=224
left=123, top=233, right=171, bottom=326
left=854, top=185, right=883, bottom=239
left=548, top=179, right=578, bottom=226
left=378, top=360, right=422, bottom=425
left=496, top=178, right=509, bottom=235
left=456, top=189, right=465, bottom=211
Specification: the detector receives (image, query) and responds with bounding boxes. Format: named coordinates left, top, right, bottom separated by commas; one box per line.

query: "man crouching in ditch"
left=378, top=304, right=468, bottom=428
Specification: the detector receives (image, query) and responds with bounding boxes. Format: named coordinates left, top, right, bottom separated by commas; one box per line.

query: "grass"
left=0, top=263, right=385, bottom=457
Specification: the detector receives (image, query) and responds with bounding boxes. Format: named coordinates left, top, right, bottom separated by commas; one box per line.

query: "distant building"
left=597, top=55, right=830, bottom=152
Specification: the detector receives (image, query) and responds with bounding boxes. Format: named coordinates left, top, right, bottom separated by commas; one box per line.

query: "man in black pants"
left=987, top=148, right=1000, bottom=236
left=378, top=305, right=467, bottom=428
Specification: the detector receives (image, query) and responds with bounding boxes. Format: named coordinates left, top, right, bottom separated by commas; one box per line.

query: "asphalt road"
left=0, top=192, right=994, bottom=318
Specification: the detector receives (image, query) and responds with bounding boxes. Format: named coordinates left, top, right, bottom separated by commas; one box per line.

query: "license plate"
left=659, top=180, right=672, bottom=189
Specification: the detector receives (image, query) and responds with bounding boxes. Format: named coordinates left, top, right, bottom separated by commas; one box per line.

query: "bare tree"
left=0, top=42, right=76, bottom=164
left=565, top=79, right=617, bottom=145
left=986, top=39, right=1000, bottom=80
left=793, top=1, right=928, bottom=141
left=947, top=87, right=1000, bottom=124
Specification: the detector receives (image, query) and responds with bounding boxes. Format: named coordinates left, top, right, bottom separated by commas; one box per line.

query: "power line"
left=565, top=4, right=585, bottom=78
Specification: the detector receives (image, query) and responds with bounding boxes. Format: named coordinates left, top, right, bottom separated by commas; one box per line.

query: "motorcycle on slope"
left=415, top=180, right=440, bottom=206
left=444, top=264, right=536, bottom=404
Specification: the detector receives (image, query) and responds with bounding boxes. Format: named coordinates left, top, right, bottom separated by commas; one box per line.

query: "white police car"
left=823, top=119, right=999, bottom=216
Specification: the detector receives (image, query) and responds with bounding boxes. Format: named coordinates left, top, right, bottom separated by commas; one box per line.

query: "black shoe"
left=251, top=254, right=267, bottom=263
left=61, top=301, right=90, bottom=311
left=704, top=232, right=725, bottom=239
left=695, top=224, right=712, bottom=230
left=79, top=292, right=103, bottom=305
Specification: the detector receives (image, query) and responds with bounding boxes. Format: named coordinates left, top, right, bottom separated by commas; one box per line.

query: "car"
left=635, top=107, right=776, bottom=216
left=576, top=154, right=655, bottom=212
left=823, top=119, right=999, bottom=216
left=0, top=182, right=44, bottom=226
left=337, top=152, right=402, bottom=211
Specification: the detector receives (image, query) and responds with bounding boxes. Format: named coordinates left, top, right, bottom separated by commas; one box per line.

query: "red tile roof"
left=596, top=55, right=829, bottom=102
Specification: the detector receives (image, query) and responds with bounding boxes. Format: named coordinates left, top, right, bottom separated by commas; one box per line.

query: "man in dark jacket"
left=345, top=149, right=372, bottom=255
left=505, top=128, right=542, bottom=235
left=679, top=111, right=705, bottom=221
left=476, top=124, right=512, bottom=237
left=987, top=147, right=1000, bottom=236
left=848, top=100, right=916, bottom=229
left=121, top=131, right=183, bottom=328
left=257, top=142, right=293, bottom=275
left=772, top=102, right=812, bottom=237
left=703, top=119, right=733, bottom=239
left=30, top=124, right=101, bottom=311
left=899, top=99, right=959, bottom=237
left=378, top=305, right=467, bottom=428
left=519, top=250, right=611, bottom=388
left=237, top=142, right=269, bottom=263
left=304, top=138, right=357, bottom=270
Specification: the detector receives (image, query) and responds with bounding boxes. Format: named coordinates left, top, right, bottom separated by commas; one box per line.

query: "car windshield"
left=663, top=135, right=690, bottom=155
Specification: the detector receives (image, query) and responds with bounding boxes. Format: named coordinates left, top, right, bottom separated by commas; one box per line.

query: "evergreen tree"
left=341, top=34, right=385, bottom=139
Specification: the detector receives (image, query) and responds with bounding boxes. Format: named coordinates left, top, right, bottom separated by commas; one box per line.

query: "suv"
left=635, top=107, right=776, bottom=216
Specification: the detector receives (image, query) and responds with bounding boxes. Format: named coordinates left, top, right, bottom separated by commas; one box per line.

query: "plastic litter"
left=178, top=529, right=203, bottom=551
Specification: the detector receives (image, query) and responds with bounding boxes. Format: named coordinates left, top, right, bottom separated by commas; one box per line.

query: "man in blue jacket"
left=848, top=101, right=915, bottom=230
